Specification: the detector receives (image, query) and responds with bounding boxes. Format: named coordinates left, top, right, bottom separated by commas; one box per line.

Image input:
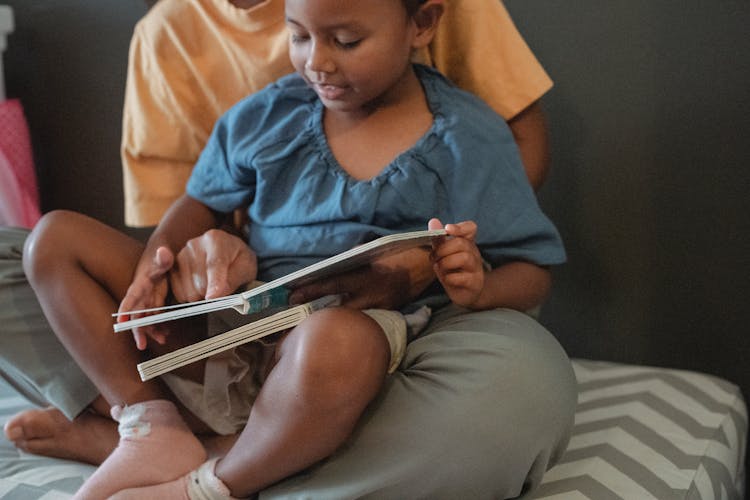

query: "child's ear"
left=411, top=0, right=444, bottom=49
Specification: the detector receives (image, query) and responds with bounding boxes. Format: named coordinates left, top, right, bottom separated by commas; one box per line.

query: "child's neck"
left=323, top=69, right=433, bottom=181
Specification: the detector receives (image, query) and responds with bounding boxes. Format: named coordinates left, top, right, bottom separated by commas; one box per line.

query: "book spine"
left=235, top=286, right=289, bottom=315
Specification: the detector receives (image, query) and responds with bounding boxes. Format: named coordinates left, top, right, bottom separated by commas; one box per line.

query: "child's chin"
left=319, top=98, right=359, bottom=113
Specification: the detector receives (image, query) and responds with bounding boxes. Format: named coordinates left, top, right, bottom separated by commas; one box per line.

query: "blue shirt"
left=187, top=65, right=565, bottom=283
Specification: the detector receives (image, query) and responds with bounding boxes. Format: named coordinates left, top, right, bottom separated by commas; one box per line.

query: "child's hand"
left=117, top=246, right=174, bottom=350
left=429, top=218, right=485, bottom=308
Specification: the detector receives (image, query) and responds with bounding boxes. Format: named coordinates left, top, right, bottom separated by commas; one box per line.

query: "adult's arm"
left=507, top=101, right=551, bottom=191
left=422, top=0, right=553, bottom=189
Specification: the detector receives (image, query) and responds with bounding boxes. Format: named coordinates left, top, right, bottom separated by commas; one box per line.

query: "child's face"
left=285, top=0, right=419, bottom=113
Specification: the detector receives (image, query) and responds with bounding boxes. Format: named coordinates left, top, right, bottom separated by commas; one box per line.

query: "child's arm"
left=428, top=218, right=552, bottom=311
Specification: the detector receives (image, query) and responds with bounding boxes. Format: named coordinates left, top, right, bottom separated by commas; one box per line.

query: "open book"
left=114, top=228, right=446, bottom=380
left=137, top=294, right=342, bottom=381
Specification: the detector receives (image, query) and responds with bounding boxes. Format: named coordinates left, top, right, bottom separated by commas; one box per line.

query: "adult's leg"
left=260, top=307, right=578, bottom=500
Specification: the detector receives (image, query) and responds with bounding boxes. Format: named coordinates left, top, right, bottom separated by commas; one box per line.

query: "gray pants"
left=0, top=226, right=577, bottom=499
left=0, top=226, right=98, bottom=418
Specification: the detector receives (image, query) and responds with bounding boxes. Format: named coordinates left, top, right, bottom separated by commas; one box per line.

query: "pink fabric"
left=0, top=98, right=40, bottom=228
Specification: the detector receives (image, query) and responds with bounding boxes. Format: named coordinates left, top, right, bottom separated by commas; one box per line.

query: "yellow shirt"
left=122, top=0, right=552, bottom=227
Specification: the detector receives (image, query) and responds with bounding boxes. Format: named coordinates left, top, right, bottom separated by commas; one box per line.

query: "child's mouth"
left=313, top=83, right=347, bottom=101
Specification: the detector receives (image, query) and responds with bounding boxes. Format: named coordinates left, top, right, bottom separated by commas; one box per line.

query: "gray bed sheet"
left=0, top=359, right=746, bottom=499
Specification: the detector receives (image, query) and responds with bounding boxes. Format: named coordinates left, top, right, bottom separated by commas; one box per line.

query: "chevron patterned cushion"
left=0, top=359, right=746, bottom=499
left=534, top=360, right=747, bottom=500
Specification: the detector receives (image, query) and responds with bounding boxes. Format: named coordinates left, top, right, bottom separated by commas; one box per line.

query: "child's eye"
left=290, top=33, right=310, bottom=44
left=335, top=38, right=361, bottom=50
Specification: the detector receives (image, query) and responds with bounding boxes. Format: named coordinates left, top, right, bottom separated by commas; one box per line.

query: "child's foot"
left=3, top=407, right=118, bottom=465
left=74, top=399, right=206, bottom=500
left=111, top=458, right=240, bottom=500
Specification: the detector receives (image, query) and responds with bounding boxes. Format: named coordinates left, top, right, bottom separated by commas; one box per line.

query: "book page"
left=114, top=228, right=446, bottom=333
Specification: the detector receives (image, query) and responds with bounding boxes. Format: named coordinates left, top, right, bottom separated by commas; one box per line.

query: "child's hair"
left=403, top=0, right=428, bottom=16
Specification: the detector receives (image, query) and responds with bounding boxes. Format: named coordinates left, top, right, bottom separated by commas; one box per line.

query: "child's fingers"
left=428, top=218, right=447, bottom=252
left=428, top=218, right=444, bottom=231
left=117, top=295, right=135, bottom=322
left=444, top=221, right=477, bottom=241
left=133, top=328, right=148, bottom=351
left=148, top=246, right=175, bottom=281
left=131, top=323, right=169, bottom=351
left=437, top=269, right=480, bottom=290
left=431, top=234, right=477, bottom=261
left=117, top=282, right=150, bottom=321
left=434, top=250, right=481, bottom=273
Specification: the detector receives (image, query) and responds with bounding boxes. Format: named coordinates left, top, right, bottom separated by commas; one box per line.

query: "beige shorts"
left=162, top=308, right=409, bottom=435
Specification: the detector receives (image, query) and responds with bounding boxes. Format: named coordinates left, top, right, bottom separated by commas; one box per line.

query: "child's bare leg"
left=24, top=211, right=161, bottom=404
left=219, top=307, right=390, bottom=495
left=112, top=307, right=391, bottom=499
left=23, top=211, right=206, bottom=497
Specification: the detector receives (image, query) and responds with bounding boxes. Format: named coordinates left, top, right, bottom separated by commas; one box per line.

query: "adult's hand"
left=169, top=228, right=258, bottom=303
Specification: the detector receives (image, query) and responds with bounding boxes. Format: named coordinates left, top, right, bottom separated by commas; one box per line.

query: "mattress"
left=0, top=359, right=746, bottom=499
left=533, top=360, right=747, bottom=500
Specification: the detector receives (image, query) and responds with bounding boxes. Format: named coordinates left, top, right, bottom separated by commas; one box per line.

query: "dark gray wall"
left=505, top=1, right=750, bottom=396
left=2, top=0, right=146, bottom=233
left=3, top=0, right=749, bottom=429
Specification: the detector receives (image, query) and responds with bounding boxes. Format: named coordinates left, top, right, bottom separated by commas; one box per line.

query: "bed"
left=0, top=3, right=746, bottom=499
left=0, top=359, right=745, bottom=499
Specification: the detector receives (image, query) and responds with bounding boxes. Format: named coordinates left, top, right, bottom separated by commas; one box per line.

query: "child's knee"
left=22, top=210, right=79, bottom=280
left=283, top=307, right=390, bottom=400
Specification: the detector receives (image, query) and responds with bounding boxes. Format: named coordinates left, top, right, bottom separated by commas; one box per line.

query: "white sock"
left=187, top=458, right=239, bottom=500
left=73, top=399, right=206, bottom=500
left=108, top=458, right=240, bottom=500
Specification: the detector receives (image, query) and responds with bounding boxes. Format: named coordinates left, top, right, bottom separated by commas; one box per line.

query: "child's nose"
left=305, top=42, right=335, bottom=74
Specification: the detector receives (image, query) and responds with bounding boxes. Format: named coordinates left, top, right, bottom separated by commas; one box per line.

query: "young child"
left=21, top=0, right=573, bottom=498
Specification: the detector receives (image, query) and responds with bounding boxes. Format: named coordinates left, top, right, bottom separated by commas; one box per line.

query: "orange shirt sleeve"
left=415, top=0, right=553, bottom=120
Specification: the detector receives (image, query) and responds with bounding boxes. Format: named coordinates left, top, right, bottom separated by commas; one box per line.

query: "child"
left=22, top=0, right=575, bottom=498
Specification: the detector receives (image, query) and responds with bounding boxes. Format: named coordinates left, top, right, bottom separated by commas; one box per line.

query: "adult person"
left=2, top=0, right=567, bottom=496
left=123, top=0, right=552, bottom=228
left=24, top=1, right=575, bottom=496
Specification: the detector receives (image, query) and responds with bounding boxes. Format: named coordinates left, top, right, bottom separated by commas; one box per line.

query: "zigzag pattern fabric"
left=534, top=360, right=747, bottom=500
left=0, top=389, right=94, bottom=498
left=0, top=360, right=746, bottom=498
